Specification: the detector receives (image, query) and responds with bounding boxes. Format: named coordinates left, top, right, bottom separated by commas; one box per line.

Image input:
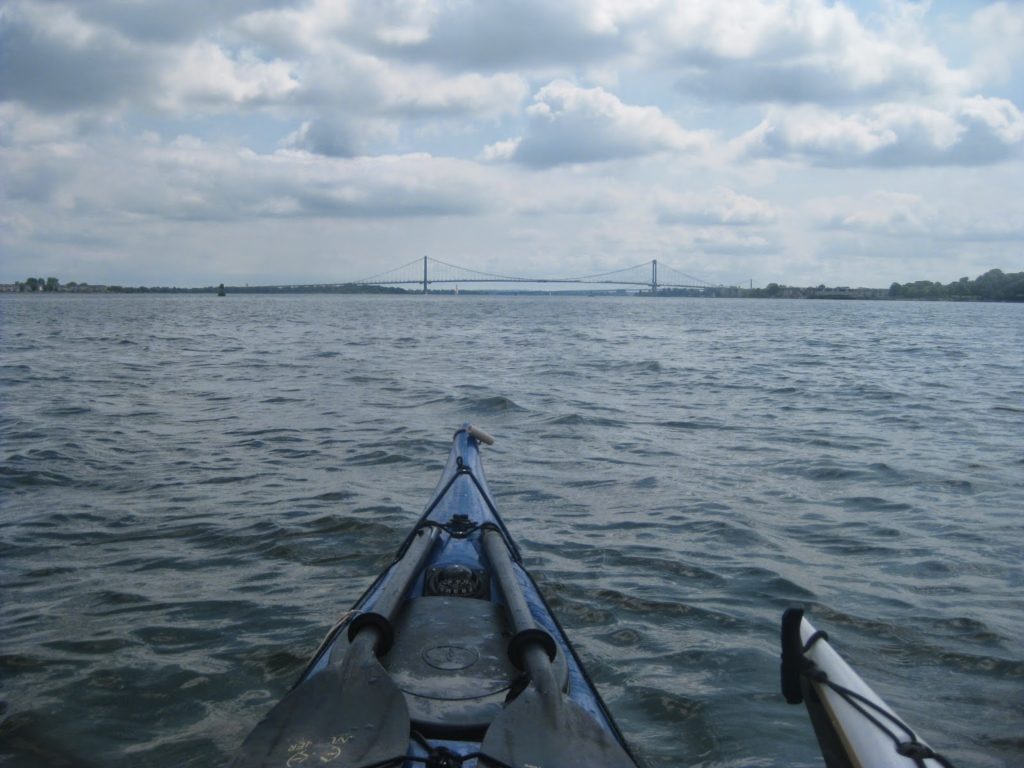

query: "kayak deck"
left=231, top=426, right=638, bottom=768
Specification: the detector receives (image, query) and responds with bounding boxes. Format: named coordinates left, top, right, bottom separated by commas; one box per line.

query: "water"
left=1, top=294, right=1021, bottom=767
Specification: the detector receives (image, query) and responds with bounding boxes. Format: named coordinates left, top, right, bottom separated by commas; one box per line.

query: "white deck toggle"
left=467, top=425, right=495, bottom=445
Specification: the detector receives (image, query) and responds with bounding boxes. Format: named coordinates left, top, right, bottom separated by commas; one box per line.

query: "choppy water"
left=1, top=293, right=1022, bottom=767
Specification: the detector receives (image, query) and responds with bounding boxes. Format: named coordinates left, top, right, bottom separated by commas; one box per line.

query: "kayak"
left=231, top=425, right=639, bottom=768
left=781, top=608, right=955, bottom=767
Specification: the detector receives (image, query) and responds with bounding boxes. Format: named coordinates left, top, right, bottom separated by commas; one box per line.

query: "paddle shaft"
left=374, top=525, right=440, bottom=620
left=479, top=529, right=638, bottom=768
left=481, top=529, right=559, bottom=696
left=348, top=524, right=440, bottom=655
left=520, top=644, right=560, bottom=699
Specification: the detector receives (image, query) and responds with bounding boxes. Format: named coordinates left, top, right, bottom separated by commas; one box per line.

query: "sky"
left=1, top=0, right=1022, bottom=289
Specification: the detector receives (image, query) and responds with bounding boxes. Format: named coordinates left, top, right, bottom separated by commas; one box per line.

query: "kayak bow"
left=231, top=426, right=639, bottom=768
left=781, top=608, right=955, bottom=768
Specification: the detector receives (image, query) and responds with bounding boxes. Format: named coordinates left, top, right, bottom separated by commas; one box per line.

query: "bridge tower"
left=651, top=259, right=658, bottom=295
left=422, top=255, right=428, bottom=294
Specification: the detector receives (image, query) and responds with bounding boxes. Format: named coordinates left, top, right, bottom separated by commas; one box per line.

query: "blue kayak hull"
left=231, top=426, right=639, bottom=768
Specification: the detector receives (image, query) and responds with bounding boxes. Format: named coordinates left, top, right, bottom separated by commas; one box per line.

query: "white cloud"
left=0, top=102, right=86, bottom=146
left=2, top=131, right=494, bottom=225
left=656, top=187, right=778, bottom=226
left=690, top=227, right=780, bottom=254
left=157, top=142, right=493, bottom=220
left=377, top=69, right=528, bottom=118
left=809, top=189, right=1024, bottom=243
left=157, top=41, right=299, bottom=112
left=957, top=96, right=1024, bottom=145
left=487, top=80, right=710, bottom=167
left=294, top=45, right=529, bottom=123
left=479, top=138, right=521, bottom=163
left=969, top=2, right=1024, bottom=86
left=810, top=191, right=931, bottom=236
left=735, top=97, right=1024, bottom=166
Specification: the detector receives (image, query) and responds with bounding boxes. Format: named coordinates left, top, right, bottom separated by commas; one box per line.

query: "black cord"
left=803, top=661, right=956, bottom=767
left=405, top=731, right=515, bottom=768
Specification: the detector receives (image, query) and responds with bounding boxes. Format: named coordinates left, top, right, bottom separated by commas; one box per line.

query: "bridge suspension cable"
left=351, top=256, right=721, bottom=292
left=557, top=261, right=653, bottom=284
left=656, top=262, right=715, bottom=288
left=427, top=258, right=537, bottom=283
left=353, top=257, right=427, bottom=285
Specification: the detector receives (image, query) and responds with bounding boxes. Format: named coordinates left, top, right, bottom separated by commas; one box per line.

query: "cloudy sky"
left=2, top=0, right=1022, bottom=288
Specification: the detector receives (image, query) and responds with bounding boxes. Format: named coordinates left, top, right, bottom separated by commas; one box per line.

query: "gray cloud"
left=2, top=154, right=73, bottom=203
left=0, top=12, right=156, bottom=112
left=358, top=1, right=625, bottom=70
left=660, top=1, right=967, bottom=106
left=283, top=120, right=359, bottom=158
left=48, top=0, right=291, bottom=44
left=0, top=3, right=301, bottom=117
left=678, top=59, right=925, bottom=106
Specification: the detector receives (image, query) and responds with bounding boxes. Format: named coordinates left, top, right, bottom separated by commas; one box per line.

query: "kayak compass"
left=425, top=563, right=489, bottom=599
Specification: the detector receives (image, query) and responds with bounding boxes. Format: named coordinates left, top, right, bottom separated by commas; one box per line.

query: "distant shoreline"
left=3, top=288, right=1021, bottom=302
left=3, top=268, right=1021, bottom=301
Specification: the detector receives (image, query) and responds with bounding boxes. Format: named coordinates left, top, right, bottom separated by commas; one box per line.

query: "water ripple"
left=1, top=294, right=1022, bottom=768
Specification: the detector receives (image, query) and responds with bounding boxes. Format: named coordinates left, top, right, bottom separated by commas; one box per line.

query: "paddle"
left=230, top=629, right=409, bottom=768
left=230, top=525, right=440, bottom=768
left=479, top=530, right=637, bottom=768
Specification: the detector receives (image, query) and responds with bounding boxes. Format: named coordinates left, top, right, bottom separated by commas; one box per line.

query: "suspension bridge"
left=344, top=257, right=720, bottom=294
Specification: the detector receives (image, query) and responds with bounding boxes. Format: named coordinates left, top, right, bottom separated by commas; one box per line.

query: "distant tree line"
left=16, top=277, right=62, bottom=292
left=101, top=283, right=407, bottom=294
left=888, top=269, right=1024, bottom=302
left=731, top=284, right=889, bottom=300
left=11, top=278, right=406, bottom=295
left=702, top=268, right=1023, bottom=302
